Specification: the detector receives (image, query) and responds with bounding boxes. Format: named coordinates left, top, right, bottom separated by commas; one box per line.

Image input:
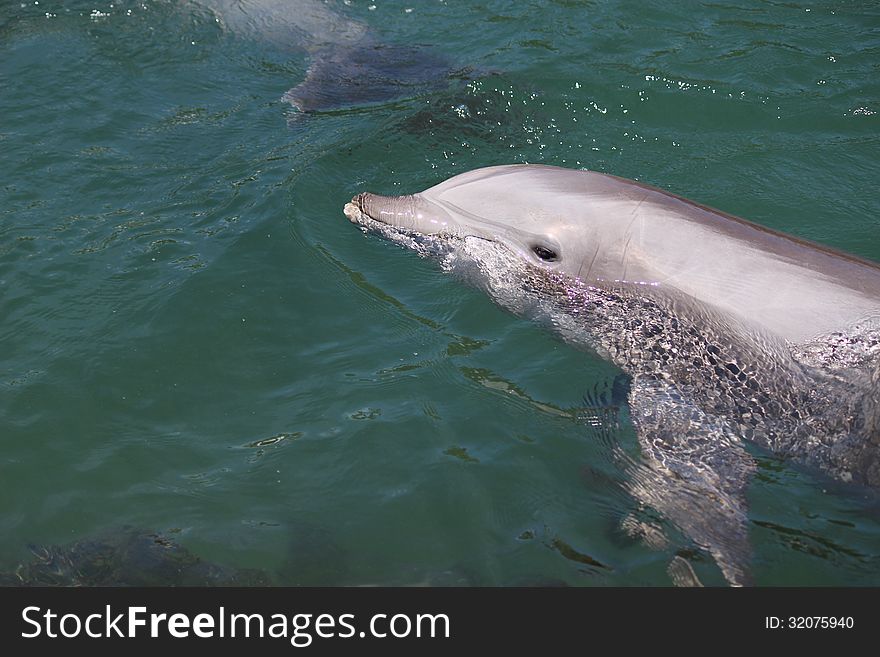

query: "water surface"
left=1, top=0, right=879, bottom=585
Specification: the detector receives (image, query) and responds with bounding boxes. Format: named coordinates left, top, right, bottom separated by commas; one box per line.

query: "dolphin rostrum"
left=344, top=164, right=880, bottom=585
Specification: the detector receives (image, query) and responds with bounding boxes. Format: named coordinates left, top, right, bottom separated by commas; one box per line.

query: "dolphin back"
left=200, top=0, right=454, bottom=112
left=203, top=0, right=367, bottom=50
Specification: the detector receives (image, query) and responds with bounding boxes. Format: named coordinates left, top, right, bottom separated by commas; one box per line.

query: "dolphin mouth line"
left=343, top=196, right=446, bottom=256
left=347, top=193, right=483, bottom=242
left=344, top=194, right=389, bottom=231
left=351, top=192, right=384, bottom=230
left=345, top=193, right=438, bottom=238
left=344, top=193, right=388, bottom=229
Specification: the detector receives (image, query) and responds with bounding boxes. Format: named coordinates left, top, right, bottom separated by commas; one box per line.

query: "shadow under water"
left=1, top=527, right=271, bottom=587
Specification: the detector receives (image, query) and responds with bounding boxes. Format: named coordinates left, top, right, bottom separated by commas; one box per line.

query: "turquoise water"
left=1, top=0, right=879, bottom=585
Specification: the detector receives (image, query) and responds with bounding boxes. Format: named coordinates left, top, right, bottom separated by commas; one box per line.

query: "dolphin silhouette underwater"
left=201, top=0, right=454, bottom=112
left=343, top=164, right=880, bottom=585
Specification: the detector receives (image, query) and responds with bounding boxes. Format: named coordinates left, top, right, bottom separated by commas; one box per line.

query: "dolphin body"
left=201, top=0, right=452, bottom=112
left=344, top=164, right=880, bottom=585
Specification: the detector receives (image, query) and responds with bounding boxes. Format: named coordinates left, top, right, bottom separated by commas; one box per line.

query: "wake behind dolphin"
left=343, top=164, right=880, bottom=585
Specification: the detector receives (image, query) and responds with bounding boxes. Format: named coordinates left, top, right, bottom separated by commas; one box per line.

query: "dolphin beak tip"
left=345, top=192, right=376, bottom=225
left=343, top=201, right=362, bottom=224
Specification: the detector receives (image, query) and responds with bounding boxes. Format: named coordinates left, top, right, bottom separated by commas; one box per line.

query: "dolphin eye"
left=532, top=245, right=559, bottom=262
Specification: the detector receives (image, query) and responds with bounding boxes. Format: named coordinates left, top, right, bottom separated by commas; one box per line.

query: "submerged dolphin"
left=201, top=0, right=453, bottom=112
left=344, top=164, right=880, bottom=585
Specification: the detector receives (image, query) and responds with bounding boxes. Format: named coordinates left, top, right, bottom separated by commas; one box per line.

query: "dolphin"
left=200, top=0, right=454, bottom=112
left=343, top=164, right=880, bottom=585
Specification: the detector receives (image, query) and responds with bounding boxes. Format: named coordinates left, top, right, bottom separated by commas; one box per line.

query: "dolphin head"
left=346, top=163, right=880, bottom=346
left=344, top=165, right=614, bottom=280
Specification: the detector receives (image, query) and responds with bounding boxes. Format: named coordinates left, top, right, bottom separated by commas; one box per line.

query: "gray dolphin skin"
left=344, top=164, right=880, bottom=585
left=200, top=0, right=452, bottom=112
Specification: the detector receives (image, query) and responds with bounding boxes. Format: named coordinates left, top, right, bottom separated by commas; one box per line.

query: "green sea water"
left=1, top=0, right=878, bottom=586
